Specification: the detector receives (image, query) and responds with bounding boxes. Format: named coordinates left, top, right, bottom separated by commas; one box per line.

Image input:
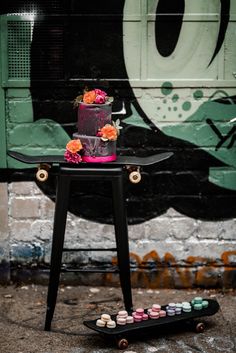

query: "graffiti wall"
left=0, top=0, right=236, bottom=286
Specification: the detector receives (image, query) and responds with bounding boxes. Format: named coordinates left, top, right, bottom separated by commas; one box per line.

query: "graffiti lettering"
left=206, top=118, right=236, bottom=150
left=109, top=250, right=236, bottom=288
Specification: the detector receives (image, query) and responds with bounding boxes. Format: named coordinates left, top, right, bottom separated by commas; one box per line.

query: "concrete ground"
left=0, top=285, right=235, bottom=353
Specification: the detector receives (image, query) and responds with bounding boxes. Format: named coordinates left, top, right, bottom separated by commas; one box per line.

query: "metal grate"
left=3, top=0, right=64, bottom=15
left=8, top=21, right=33, bottom=79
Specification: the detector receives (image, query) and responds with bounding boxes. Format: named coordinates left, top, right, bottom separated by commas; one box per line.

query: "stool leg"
left=44, top=175, right=70, bottom=331
left=112, top=175, right=133, bottom=311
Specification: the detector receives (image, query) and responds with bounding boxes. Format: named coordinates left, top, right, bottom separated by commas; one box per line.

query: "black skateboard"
left=8, top=150, right=173, bottom=183
left=84, top=299, right=219, bottom=349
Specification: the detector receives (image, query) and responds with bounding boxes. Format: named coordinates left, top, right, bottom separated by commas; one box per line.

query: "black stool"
left=44, top=164, right=133, bottom=331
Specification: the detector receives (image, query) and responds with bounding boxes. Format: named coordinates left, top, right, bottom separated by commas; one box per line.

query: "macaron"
left=126, top=315, right=134, bottom=324
left=118, top=310, right=128, bottom=318
left=136, top=308, right=144, bottom=316
left=202, top=300, right=209, bottom=308
left=101, top=313, right=111, bottom=322
left=182, top=307, right=192, bottom=313
left=175, top=308, right=182, bottom=315
left=194, top=303, right=203, bottom=310
left=167, top=309, right=175, bottom=316
left=96, top=319, right=106, bottom=327
left=194, top=297, right=203, bottom=304
left=152, top=304, right=161, bottom=312
left=117, top=317, right=126, bottom=325
left=106, top=320, right=116, bottom=329
left=149, top=311, right=159, bottom=319
left=159, top=310, right=167, bottom=317
left=142, top=313, right=149, bottom=320
left=133, top=314, right=142, bottom=322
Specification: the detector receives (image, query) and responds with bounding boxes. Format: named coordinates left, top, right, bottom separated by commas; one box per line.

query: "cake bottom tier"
left=73, top=133, right=117, bottom=162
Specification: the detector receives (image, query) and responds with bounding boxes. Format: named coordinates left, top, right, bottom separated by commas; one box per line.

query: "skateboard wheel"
left=195, top=322, right=205, bottom=333
left=129, top=171, right=141, bottom=184
left=117, top=338, right=129, bottom=350
left=36, top=169, right=48, bottom=182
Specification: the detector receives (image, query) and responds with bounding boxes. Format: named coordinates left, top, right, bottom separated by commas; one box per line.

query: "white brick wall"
left=5, top=181, right=236, bottom=267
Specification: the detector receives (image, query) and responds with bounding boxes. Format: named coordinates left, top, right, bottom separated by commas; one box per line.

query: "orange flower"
left=83, top=90, right=96, bottom=104
left=66, top=139, right=83, bottom=153
left=100, top=124, right=117, bottom=141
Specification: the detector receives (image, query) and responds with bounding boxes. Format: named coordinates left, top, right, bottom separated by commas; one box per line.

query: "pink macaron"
left=135, top=308, right=144, bottom=316
left=159, top=310, right=167, bottom=317
left=116, top=317, right=126, bottom=325
left=133, top=314, right=142, bottom=322
left=149, top=311, right=160, bottom=319
left=118, top=310, right=128, bottom=318
left=152, top=304, right=161, bottom=312
left=142, top=313, right=149, bottom=320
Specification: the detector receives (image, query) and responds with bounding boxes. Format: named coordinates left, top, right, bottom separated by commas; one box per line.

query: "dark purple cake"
left=73, top=101, right=117, bottom=162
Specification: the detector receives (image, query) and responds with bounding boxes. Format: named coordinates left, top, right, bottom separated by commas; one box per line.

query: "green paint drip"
left=161, top=82, right=173, bottom=96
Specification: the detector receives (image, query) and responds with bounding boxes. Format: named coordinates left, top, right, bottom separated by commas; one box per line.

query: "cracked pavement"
left=0, top=285, right=235, bottom=353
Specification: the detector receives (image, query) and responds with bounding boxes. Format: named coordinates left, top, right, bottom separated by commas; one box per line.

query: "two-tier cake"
left=72, top=89, right=118, bottom=162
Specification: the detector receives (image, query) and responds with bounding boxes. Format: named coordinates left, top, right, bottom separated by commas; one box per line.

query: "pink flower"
left=94, top=89, right=107, bottom=97
left=64, top=150, right=82, bottom=164
left=95, top=94, right=106, bottom=104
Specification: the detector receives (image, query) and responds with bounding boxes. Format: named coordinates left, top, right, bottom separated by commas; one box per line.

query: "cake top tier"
left=77, top=101, right=112, bottom=136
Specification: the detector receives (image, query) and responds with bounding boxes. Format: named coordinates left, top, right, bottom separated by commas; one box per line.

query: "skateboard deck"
left=84, top=299, right=219, bottom=349
left=8, top=150, right=173, bottom=167
left=8, top=150, right=173, bottom=183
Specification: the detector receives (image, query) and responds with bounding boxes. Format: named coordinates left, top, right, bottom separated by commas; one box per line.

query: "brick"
left=144, top=218, right=172, bottom=241
left=10, top=221, right=32, bottom=242
left=196, top=220, right=224, bottom=239
left=10, top=198, right=40, bottom=219
left=9, top=182, right=36, bottom=196
left=219, top=219, right=236, bottom=240
left=31, top=220, right=53, bottom=241
left=129, top=223, right=145, bottom=240
left=170, top=217, right=198, bottom=240
left=40, top=197, right=55, bottom=219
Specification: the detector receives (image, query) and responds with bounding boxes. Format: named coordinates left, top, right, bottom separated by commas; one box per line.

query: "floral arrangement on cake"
left=64, top=139, right=83, bottom=163
left=74, top=88, right=113, bottom=107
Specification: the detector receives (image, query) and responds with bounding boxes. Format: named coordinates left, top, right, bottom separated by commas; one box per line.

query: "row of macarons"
left=96, top=298, right=209, bottom=328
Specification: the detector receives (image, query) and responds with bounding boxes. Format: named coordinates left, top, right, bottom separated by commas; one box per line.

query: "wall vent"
left=8, top=21, right=33, bottom=79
